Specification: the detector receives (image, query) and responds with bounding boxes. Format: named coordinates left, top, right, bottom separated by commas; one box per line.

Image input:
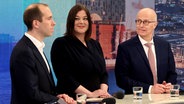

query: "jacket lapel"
left=134, top=36, right=151, bottom=69
left=23, top=36, right=55, bottom=87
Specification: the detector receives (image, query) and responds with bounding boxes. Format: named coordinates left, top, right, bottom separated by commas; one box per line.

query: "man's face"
left=38, top=5, right=56, bottom=38
left=135, top=10, right=157, bottom=40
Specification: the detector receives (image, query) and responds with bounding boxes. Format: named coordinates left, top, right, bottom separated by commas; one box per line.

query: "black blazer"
left=115, top=35, right=177, bottom=94
left=51, top=36, right=108, bottom=99
left=10, top=35, right=58, bottom=104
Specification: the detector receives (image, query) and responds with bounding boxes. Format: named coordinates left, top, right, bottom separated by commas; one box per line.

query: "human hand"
left=99, top=90, right=111, bottom=98
left=99, top=92, right=111, bottom=98
left=87, top=89, right=110, bottom=98
left=93, top=89, right=111, bottom=98
left=57, top=94, right=76, bottom=104
left=151, top=84, right=166, bottom=94
left=87, top=89, right=103, bottom=98
left=162, top=81, right=172, bottom=93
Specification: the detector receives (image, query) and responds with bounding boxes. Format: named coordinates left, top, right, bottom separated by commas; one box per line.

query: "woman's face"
left=74, top=10, right=89, bottom=36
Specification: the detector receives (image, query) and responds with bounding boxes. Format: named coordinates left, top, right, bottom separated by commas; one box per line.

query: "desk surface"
left=116, top=94, right=184, bottom=104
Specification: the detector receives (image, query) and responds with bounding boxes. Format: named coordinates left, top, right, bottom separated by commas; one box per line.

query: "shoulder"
left=118, top=36, right=139, bottom=48
left=52, top=36, right=70, bottom=47
left=53, top=36, right=66, bottom=43
left=88, top=38, right=98, bottom=43
left=154, top=36, right=170, bottom=45
left=51, top=36, right=74, bottom=53
left=88, top=38, right=101, bottom=47
left=52, top=37, right=64, bottom=50
left=13, top=36, right=34, bottom=52
left=11, top=37, right=36, bottom=61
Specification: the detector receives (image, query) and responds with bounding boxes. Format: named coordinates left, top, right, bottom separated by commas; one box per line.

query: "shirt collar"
left=138, top=35, right=154, bottom=45
left=25, top=32, right=45, bottom=52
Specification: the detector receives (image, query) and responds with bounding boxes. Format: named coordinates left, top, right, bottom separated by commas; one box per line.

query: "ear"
left=153, top=21, right=158, bottom=29
left=32, top=20, right=40, bottom=29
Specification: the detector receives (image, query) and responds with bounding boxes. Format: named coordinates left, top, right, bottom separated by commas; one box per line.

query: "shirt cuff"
left=148, top=85, right=153, bottom=93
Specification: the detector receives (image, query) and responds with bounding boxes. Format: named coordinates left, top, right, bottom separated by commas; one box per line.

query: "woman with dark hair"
left=51, top=4, right=111, bottom=99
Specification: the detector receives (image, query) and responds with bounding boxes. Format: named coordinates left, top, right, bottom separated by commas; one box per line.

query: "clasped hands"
left=57, top=94, right=76, bottom=104
left=56, top=90, right=111, bottom=104
left=87, top=89, right=111, bottom=98
left=151, top=81, right=172, bottom=94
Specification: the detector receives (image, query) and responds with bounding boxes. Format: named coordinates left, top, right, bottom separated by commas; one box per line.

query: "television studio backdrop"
left=0, top=0, right=184, bottom=103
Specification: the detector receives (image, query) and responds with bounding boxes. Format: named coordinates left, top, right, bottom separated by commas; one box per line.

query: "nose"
left=79, top=19, right=84, bottom=23
left=139, top=21, right=144, bottom=27
left=52, top=20, right=56, bottom=26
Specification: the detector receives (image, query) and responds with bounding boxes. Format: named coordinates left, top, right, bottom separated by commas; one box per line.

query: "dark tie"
left=43, top=52, right=56, bottom=85
left=43, top=52, right=50, bottom=73
left=145, top=43, right=157, bottom=84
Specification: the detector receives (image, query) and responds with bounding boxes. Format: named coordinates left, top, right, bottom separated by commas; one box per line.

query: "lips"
left=138, top=28, right=146, bottom=32
left=50, top=28, right=54, bottom=32
left=78, top=26, right=85, bottom=28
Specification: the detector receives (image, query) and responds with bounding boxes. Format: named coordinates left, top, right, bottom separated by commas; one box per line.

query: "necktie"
left=42, top=52, right=50, bottom=73
left=145, top=43, right=157, bottom=84
left=43, top=52, right=56, bottom=85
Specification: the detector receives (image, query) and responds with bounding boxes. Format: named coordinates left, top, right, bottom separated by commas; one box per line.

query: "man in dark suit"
left=10, top=3, right=76, bottom=104
left=115, top=8, right=177, bottom=94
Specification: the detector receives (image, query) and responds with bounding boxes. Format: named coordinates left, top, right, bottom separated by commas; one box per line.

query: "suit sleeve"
left=93, top=40, right=108, bottom=85
left=51, top=38, right=80, bottom=95
left=166, top=43, right=177, bottom=84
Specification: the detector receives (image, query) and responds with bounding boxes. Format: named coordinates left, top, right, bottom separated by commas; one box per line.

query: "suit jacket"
left=10, top=35, right=58, bottom=104
left=115, top=35, right=177, bottom=94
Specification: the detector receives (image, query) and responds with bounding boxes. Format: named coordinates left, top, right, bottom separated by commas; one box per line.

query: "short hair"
left=65, top=4, right=92, bottom=41
left=23, top=3, right=48, bottom=30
